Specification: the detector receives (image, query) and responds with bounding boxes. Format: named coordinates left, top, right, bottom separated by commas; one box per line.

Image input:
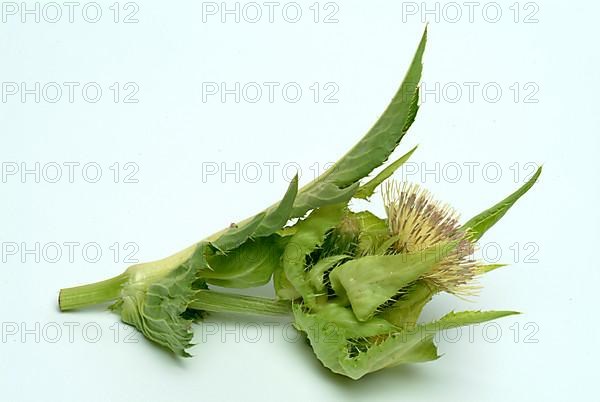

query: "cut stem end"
left=58, top=273, right=128, bottom=311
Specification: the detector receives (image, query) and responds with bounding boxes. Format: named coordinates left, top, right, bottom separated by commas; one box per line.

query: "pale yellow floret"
left=383, top=181, right=481, bottom=296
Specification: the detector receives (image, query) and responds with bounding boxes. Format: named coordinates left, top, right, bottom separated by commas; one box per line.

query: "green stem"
left=189, top=290, right=291, bottom=316
left=57, top=191, right=293, bottom=312
left=58, top=243, right=197, bottom=311
left=59, top=273, right=128, bottom=311
left=57, top=169, right=308, bottom=312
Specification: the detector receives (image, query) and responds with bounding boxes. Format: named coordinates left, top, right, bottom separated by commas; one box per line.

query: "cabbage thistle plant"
left=59, top=28, right=541, bottom=379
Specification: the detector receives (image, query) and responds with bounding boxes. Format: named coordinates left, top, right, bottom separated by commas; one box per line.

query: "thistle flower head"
left=383, top=181, right=479, bottom=296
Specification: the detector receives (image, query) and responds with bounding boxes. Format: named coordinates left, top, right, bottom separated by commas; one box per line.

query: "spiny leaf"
left=200, top=236, right=283, bottom=288
left=202, top=27, right=428, bottom=257
left=280, top=204, right=346, bottom=306
left=273, top=266, right=301, bottom=300
left=317, top=27, right=427, bottom=188
left=308, top=255, right=348, bottom=293
left=254, top=175, right=299, bottom=237
left=291, top=181, right=359, bottom=218
left=477, top=264, right=507, bottom=275
left=342, top=332, right=439, bottom=380
left=294, top=303, right=397, bottom=339
left=114, top=261, right=202, bottom=357
left=293, top=303, right=438, bottom=380
left=462, top=166, right=542, bottom=241
left=402, top=87, right=420, bottom=133
left=293, top=307, right=519, bottom=380
left=211, top=212, right=266, bottom=253
left=292, top=303, right=350, bottom=376
left=329, top=242, right=455, bottom=321
left=354, top=146, right=418, bottom=200
left=211, top=176, right=298, bottom=252
left=292, top=303, right=401, bottom=379
left=289, top=27, right=428, bottom=217
left=381, top=281, right=434, bottom=327
left=424, top=310, right=520, bottom=332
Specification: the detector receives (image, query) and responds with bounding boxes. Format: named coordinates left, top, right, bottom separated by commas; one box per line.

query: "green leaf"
left=294, top=307, right=519, bottom=380
left=281, top=204, right=346, bottom=306
left=423, top=310, right=520, bottom=332
left=315, top=28, right=427, bottom=188
left=254, top=175, right=299, bottom=237
left=211, top=212, right=266, bottom=253
left=477, top=264, right=507, bottom=274
left=295, top=303, right=397, bottom=339
left=289, top=27, right=427, bottom=217
left=337, top=211, right=390, bottom=256
left=273, top=266, right=301, bottom=300
left=200, top=236, right=283, bottom=288
left=329, top=242, right=453, bottom=321
left=188, top=241, right=213, bottom=270
left=292, top=303, right=399, bottom=378
left=381, top=281, right=435, bottom=327
left=189, top=26, right=428, bottom=289
left=341, top=332, right=439, bottom=380
left=402, top=84, right=421, bottom=133
left=292, top=304, right=350, bottom=376
left=113, top=261, right=202, bottom=357
left=291, top=182, right=360, bottom=218
left=211, top=176, right=298, bottom=252
left=462, top=166, right=542, bottom=241
left=354, top=146, right=418, bottom=200
left=293, top=303, right=438, bottom=380
left=308, top=255, right=348, bottom=293
left=58, top=29, right=430, bottom=360
left=374, top=235, right=402, bottom=255
left=320, top=213, right=361, bottom=257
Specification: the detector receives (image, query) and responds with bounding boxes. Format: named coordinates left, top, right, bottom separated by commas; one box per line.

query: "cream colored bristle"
left=383, top=181, right=480, bottom=296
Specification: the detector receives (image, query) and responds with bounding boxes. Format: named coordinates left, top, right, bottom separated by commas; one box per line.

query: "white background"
left=1, top=0, right=598, bottom=401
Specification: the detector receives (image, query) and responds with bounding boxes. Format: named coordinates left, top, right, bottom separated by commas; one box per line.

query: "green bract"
left=58, top=27, right=541, bottom=379
left=293, top=304, right=519, bottom=379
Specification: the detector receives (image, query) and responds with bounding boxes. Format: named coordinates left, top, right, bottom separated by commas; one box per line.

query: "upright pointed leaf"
left=424, top=310, right=520, bottom=332
left=477, top=264, right=507, bottom=275
left=211, top=176, right=298, bottom=252
left=211, top=212, right=266, bottom=252
left=319, top=28, right=427, bottom=187
left=462, top=166, right=542, bottom=241
left=254, top=175, right=299, bottom=237
left=354, top=146, right=418, bottom=200
left=290, top=27, right=428, bottom=217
